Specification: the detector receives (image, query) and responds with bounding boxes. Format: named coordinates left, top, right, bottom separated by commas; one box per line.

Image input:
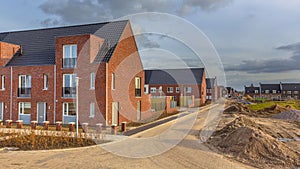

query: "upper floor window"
left=135, top=77, right=141, bottom=97
left=265, top=90, right=269, bottom=94
left=43, top=74, right=48, bottom=90
left=254, top=90, right=259, bottom=93
left=18, top=75, right=31, bottom=97
left=294, top=91, right=299, bottom=94
left=185, top=87, right=192, bottom=93
left=63, top=45, right=77, bottom=68
left=90, top=72, right=95, bottom=90
left=272, top=90, right=277, bottom=94
left=90, top=102, right=95, bottom=118
left=207, top=89, right=212, bottom=93
left=176, top=87, right=180, bottom=93
left=0, top=75, right=4, bottom=90
left=112, top=73, right=115, bottom=90
left=150, top=87, right=156, bottom=93
left=63, top=74, right=76, bottom=97
left=167, top=87, right=173, bottom=93
left=287, top=91, right=292, bottom=94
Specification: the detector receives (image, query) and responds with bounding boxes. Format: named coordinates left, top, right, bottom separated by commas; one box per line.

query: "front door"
left=37, top=102, right=46, bottom=124
left=112, top=102, right=118, bottom=125
left=137, top=101, right=141, bottom=121
left=0, top=102, right=3, bottom=120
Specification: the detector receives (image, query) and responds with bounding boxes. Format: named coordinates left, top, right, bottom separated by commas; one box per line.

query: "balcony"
left=18, top=88, right=31, bottom=98
left=135, top=88, right=141, bottom=97
left=63, top=87, right=76, bottom=98
left=63, top=58, right=77, bottom=68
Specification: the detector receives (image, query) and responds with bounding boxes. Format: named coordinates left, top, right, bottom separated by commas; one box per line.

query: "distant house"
left=260, top=83, right=281, bottom=100
left=226, top=87, right=235, bottom=98
left=244, top=84, right=260, bottom=99
left=217, top=85, right=227, bottom=98
left=144, top=68, right=207, bottom=106
left=206, top=77, right=217, bottom=102
left=281, top=83, right=300, bottom=100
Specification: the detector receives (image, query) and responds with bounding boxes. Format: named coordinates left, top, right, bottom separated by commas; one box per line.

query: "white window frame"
left=167, top=87, right=173, bottom=93
left=43, top=74, right=48, bottom=90
left=63, top=74, right=76, bottom=87
left=63, top=102, right=76, bottom=116
left=19, top=75, right=31, bottom=88
left=150, top=87, right=156, bottom=93
left=63, top=44, right=77, bottom=59
left=185, top=87, right=192, bottom=93
left=90, top=72, right=95, bottom=90
left=1, top=75, right=4, bottom=90
left=287, top=91, right=292, bottom=94
left=294, top=91, right=299, bottom=94
left=112, top=73, right=115, bottom=90
left=19, top=102, right=31, bottom=115
left=90, top=102, right=95, bottom=118
left=265, top=90, right=269, bottom=94
left=176, top=87, right=180, bottom=93
left=272, top=90, right=277, bottom=94
left=135, top=77, right=141, bottom=89
left=254, top=90, right=259, bottom=94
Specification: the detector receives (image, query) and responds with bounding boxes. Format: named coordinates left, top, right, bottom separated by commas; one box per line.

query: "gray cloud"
left=225, top=42, right=300, bottom=73
left=39, top=0, right=233, bottom=25
left=135, top=34, right=160, bottom=48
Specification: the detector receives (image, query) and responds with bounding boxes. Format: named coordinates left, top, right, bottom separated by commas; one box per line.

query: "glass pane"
left=64, top=46, right=71, bottom=58
left=64, top=75, right=70, bottom=87
left=24, top=102, right=31, bottom=114
left=26, top=76, right=31, bottom=88
left=71, top=74, right=76, bottom=87
left=68, top=103, right=76, bottom=116
left=21, top=76, right=26, bottom=87
left=71, top=45, right=77, bottom=58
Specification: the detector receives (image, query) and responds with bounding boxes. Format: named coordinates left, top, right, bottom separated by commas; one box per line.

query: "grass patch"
left=249, top=101, right=300, bottom=111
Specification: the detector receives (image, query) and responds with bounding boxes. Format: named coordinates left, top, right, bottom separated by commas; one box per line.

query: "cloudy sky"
left=1, top=0, right=300, bottom=90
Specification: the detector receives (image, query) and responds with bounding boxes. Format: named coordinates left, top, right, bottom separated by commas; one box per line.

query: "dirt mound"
left=207, top=116, right=300, bottom=168
left=224, top=105, right=240, bottom=113
left=273, top=110, right=300, bottom=122
left=261, top=104, right=293, bottom=114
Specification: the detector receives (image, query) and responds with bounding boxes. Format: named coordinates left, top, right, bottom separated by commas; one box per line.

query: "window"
left=294, top=91, right=299, bottom=94
left=90, top=72, right=95, bottom=89
left=90, top=102, right=95, bottom=117
left=265, top=90, right=269, bottom=94
left=150, top=87, right=156, bottom=93
left=43, top=74, right=48, bottom=90
left=135, top=77, right=141, bottom=97
left=63, top=45, right=77, bottom=68
left=112, top=73, right=115, bottom=90
left=287, top=91, right=292, bottom=94
left=272, top=90, right=277, bottom=94
left=63, top=74, right=76, bottom=97
left=0, top=102, right=3, bottom=119
left=207, top=89, right=212, bottom=93
left=185, top=87, right=192, bottom=93
left=167, top=87, right=173, bottom=93
left=18, top=75, right=31, bottom=97
left=0, top=75, right=4, bottom=90
left=63, top=103, right=76, bottom=116
left=19, top=102, right=31, bottom=115
left=254, top=90, right=259, bottom=94
left=283, top=91, right=286, bottom=94
left=176, top=87, right=180, bottom=93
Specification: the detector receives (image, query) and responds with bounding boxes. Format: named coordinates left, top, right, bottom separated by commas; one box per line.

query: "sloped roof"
left=281, top=83, right=300, bottom=91
left=145, top=68, right=205, bottom=85
left=260, top=83, right=281, bottom=92
left=0, top=20, right=128, bottom=66
left=244, top=85, right=260, bottom=94
left=206, top=78, right=216, bottom=89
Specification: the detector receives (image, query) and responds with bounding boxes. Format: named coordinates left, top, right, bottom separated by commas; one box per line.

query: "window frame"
left=1, top=75, right=4, bottom=90
left=185, top=87, right=192, bottom=93
left=90, top=102, right=95, bottom=118
left=150, top=87, right=156, bottom=93
left=63, top=102, right=76, bottom=116
left=176, top=87, right=180, bottom=93
left=265, top=90, right=270, bottom=94
left=63, top=44, right=77, bottom=59
left=63, top=74, right=76, bottom=87
left=112, top=73, right=115, bottom=90
left=19, top=75, right=31, bottom=88
left=43, top=74, right=48, bottom=90
left=19, top=102, right=31, bottom=115
left=90, top=72, right=95, bottom=90
left=167, top=87, right=173, bottom=93
left=272, top=90, right=277, bottom=94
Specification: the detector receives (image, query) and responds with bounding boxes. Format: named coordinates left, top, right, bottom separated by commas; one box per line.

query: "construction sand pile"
left=207, top=116, right=300, bottom=168
left=273, top=110, right=300, bottom=122
left=260, top=104, right=294, bottom=115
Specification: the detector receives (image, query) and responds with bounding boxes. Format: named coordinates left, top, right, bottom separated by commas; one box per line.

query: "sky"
left=1, top=0, right=300, bottom=90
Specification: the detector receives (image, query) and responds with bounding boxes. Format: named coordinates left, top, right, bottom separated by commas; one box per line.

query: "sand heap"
left=273, top=110, right=300, bottom=122
left=260, top=104, right=294, bottom=115
left=207, top=116, right=300, bottom=168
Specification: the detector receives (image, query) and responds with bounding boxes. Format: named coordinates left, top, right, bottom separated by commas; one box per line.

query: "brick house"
left=144, top=68, right=207, bottom=106
left=260, top=83, right=281, bottom=100
left=244, top=84, right=260, bottom=99
left=0, top=20, right=151, bottom=126
left=281, top=83, right=300, bottom=100
left=206, top=77, right=218, bottom=102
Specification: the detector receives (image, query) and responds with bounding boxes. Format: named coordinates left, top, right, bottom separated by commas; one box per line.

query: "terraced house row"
left=0, top=20, right=151, bottom=126
left=244, top=83, right=300, bottom=100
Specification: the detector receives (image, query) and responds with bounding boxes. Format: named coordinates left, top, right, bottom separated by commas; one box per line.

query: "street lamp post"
left=76, top=77, right=79, bottom=137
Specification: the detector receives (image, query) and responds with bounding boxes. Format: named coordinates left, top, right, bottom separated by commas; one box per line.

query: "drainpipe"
left=10, top=67, right=12, bottom=120
left=105, top=63, right=108, bottom=126
left=53, top=65, right=56, bottom=123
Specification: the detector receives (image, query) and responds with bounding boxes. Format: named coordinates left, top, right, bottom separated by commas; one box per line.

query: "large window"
left=90, top=72, right=95, bottom=90
left=18, top=75, right=31, bottom=97
left=167, top=87, right=173, bottom=93
left=135, top=77, right=141, bottom=97
left=19, top=102, right=31, bottom=115
left=63, top=74, right=76, bottom=97
left=0, top=75, right=4, bottom=90
left=43, top=74, right=48, bottom=90
left=63, top=45, right=77, bottom=68
left=63, top=103, right=76, bottom=116
left=90, top=102, right=95, bottom=118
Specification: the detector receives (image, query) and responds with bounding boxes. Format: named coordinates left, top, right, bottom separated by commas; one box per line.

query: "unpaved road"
left=0, top=105, right=254, bottom=169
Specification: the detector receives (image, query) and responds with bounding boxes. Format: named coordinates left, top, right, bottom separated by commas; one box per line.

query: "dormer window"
left=63, top=45, right=77, bottom=68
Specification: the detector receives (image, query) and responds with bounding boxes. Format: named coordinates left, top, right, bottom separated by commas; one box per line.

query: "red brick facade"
left=0, top=21, right=151, bottom=126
